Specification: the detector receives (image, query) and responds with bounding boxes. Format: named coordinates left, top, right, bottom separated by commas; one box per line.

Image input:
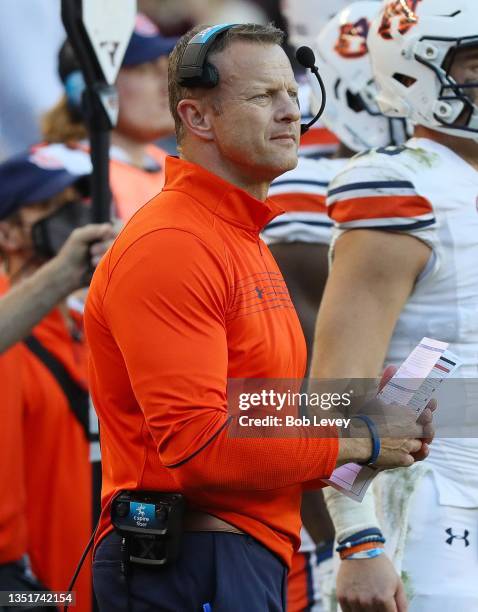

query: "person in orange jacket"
left=85, top=23, right=432, bottom=612
left=0, top=143, right=115, bottom=612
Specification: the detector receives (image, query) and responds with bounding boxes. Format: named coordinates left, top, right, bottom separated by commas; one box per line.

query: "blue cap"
left=0, top=144, right=92, bottom=220
left=123, top=14, right=178, bottom=67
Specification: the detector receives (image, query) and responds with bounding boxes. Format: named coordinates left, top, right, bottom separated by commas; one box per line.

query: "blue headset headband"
left=177, top=23, right=239, bottom=88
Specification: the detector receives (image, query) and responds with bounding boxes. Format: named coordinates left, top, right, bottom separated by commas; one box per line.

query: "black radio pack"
left=111, top=491, right=185, bottom=566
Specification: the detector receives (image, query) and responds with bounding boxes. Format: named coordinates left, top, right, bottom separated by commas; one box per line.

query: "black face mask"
left=31, top=200, right=92, bottom=259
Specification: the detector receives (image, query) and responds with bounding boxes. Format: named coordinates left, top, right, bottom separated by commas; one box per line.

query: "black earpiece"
left=177, top=24, right=238, bottom=88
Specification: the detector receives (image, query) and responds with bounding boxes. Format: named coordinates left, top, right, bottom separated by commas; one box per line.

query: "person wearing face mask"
left=42, top=13, right=178, bottom=222
left=0, top=143, right=114, bottom=612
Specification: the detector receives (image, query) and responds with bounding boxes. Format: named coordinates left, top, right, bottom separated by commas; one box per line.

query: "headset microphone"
left=296, top=46, right=327, bottom=135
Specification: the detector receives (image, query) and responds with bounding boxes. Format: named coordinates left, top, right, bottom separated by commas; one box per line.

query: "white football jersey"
left=327, top=137, right=478, bottom=506
left=263, top=156, right=347, bottom=245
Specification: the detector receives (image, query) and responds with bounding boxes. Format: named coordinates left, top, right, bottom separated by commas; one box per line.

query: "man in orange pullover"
left=85, top=24, right=431, bottom=611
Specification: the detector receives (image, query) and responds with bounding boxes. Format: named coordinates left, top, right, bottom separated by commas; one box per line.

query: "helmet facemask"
left=429, top=39, right=478, bottom=137
left=367, top=1, right=478, bottom=141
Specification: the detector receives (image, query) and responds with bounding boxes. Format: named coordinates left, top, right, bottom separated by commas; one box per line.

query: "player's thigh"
left=402, top=472, right=478, bottom=612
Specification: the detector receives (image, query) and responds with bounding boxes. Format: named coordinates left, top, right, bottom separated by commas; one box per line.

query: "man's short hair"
left=168, top=23, right=285, bottom=144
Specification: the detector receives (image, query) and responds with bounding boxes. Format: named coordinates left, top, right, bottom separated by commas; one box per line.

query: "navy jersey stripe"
left=328, top=180, right=415, bottom=197
left=271, top=179, right=329, bottom=189
left=265, top=219, right=333, bottom=229
left=370, top=219, right=436, bottom=232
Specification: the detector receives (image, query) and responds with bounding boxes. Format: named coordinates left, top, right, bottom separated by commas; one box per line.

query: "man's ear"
left=176, top=98, right=215, bottom=142
left=0, top=221, right=22, bottom=254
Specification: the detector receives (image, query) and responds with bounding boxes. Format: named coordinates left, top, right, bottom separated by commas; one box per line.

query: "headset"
left=177, top=23, right=327, bottom=134
left=62, top=33, right=326, bottom=601
left=177, top=24, right=238, bottom=88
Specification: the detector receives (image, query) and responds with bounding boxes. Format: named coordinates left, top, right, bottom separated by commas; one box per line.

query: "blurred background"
left=0, top=0, right=292, bottom=161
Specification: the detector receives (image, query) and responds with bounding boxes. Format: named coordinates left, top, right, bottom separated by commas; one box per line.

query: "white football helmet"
left=368, top=0, right=478, bottom=140
left=281, top=0, right=362, bottom=49
left=313, top=1, right=406, bottom=152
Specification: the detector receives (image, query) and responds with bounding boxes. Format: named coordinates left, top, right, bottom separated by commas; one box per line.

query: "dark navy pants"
left=0, top=558, right=50, bottom=612
left=93, top=531, right=287, bottom=612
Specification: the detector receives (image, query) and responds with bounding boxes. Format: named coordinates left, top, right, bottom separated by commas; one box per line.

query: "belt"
left=183, top=510, right=244, bottom=535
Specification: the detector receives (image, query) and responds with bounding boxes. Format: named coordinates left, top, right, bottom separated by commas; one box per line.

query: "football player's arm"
left=311, top=228, right=431, bottom=378
left=311, top=228, right=431, bottom=612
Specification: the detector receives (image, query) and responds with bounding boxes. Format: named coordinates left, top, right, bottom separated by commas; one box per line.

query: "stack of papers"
left=323, top=338, right=461, bottom=501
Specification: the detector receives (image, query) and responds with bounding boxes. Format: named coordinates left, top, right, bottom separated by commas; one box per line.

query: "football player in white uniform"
left=263, top=3, right=405, bottom=610
left=312, top=1, right=478, bottom=610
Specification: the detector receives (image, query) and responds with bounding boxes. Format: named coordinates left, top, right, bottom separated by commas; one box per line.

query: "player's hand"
left=338, top=365, right=436, bottom=469
left=371, top=399, right=435, bottom=469
left=337, top=418, right=425, bottom=469
left=337, top=554, right=407, bottom=612
left=379, top=364, right=398, bottom=391
left=53, top=223, right=117, bottom=291
left=378, top=364, right=436, bottom=464
left=412, top=398, right=436, bottom=460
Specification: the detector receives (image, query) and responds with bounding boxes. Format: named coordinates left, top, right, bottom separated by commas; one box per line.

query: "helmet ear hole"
left=392, top=73, right=417, bottom=88
left=346, top=90, right=366, bottom=113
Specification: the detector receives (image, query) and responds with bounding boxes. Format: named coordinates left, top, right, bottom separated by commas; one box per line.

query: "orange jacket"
left=110, top=144, right=167, bottom=221
left=0, top=277, right=27, bottom=564
left=74, top=142, right=168, bottom=222
left=21, top=308, right=92, bottom=612
left=85, top=156, right=338, bottom=568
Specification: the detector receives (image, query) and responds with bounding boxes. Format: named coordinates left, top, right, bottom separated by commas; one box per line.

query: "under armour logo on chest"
left=255, top=287, right=264, bottom=300
left=445, top=528, right=470, bottom=547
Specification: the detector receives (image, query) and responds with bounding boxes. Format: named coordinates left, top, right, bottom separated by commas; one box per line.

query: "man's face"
left=450, top=46, right=478, bottom=107
left=207, top=41, right=301, bottom=182
left=116, top=56, right=175, bottom=142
